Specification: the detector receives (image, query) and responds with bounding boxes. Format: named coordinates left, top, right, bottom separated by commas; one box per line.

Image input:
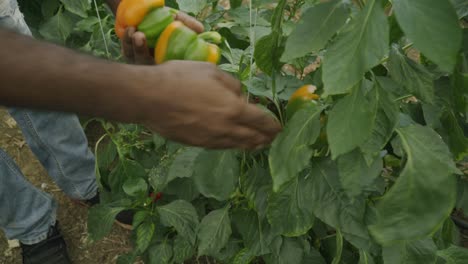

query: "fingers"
left=122, top=27, right=136, bottom=63
left=236, top=103, right=282, bottom=138
left=175, top=12, right=204, bottom=33
left=132, top=32, right=154, bottom=65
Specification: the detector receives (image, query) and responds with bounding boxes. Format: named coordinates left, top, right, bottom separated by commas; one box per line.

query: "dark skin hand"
left=0, top=29, right=281, bottom=149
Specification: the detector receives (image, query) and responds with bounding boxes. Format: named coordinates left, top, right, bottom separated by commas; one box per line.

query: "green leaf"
left=360, top=78, right=399, bottom=161
left=148, top=240, right=173, bottom=264
left=132, top=211, right=149, bottom=229
left=387, top=44, right=434, bottom=103
left=96, top=140, right=117, bottom=171
left=309, top=159, right=375, bottom=251
left=75, top=16, right=100, bottom=33
left=60, top=0, right=90, bottom=18
left=165, top=178, right=200, bottom=201
left=437, top=245, right=468, bottom=263
left=327, top=82, right=377, bottom=159
left=193, top=150, right=239, bottom=201
left=136, top=221, right=155, bottom=253
left=369, top=125, right=459, bottom=244
left=243, top=166, right=272, bottom=218
left=456, top=179, right=468, bottom=213
left=122, top=177, right=147, bottom=197
left=433, top=218, right=459, bottom=250
left=167, top=147, right=203, bottom=180
left=269, top=105, right=322, bottom=191
left=267, top=175, right=315, bottom=237
left=440, top=111, right=468, bottom=161
left=382, top=239, right=437, bottom=264
left=41, top=0, right=60, bottom=19
left=392, top=0, right=462, bottom=72
left=451, top=0, right=468, bottom=18
left=39, top=10, right=73, bottom=44
left=359, top=250, right=376, bottom=264
left=197, top=206, right=232, bottom=256
left=232, top=248, right=255, bottom=264
left=176, top=0, right=207, bottom=15
left=157, top=200, right=199, bottom=245
left=281, top=0, right=348, bottom=61
left=254, top=32, right=280, bottom=75
left=87, top=204, right=125, bottom=241
left=337, top=149, right=383, bottom=197
left=172, top=235, right=195, bottom=263
left=264, top=237, right=305, bottom=264
left=323, top=0, right=389, bottom=95
left=108, top=159, right=146, bottom=192
left=233, top=209, right=276, bottom=256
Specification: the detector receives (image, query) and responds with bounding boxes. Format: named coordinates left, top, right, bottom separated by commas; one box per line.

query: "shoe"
left=21, top=222, right=71, bottom=264
left=74, top=192, right=134, bottom=230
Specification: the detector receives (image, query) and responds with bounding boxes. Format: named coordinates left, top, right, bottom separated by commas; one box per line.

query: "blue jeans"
left=0, top=0, right=98, bottom=245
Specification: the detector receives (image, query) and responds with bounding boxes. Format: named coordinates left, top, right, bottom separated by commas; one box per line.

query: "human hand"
left=138, top=61, right=282, bottom=149
left=121, top=12, right=204, bottom=65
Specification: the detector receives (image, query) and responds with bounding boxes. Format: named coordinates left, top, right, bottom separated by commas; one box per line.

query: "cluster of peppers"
left=115, top=0, right=221, bottom=64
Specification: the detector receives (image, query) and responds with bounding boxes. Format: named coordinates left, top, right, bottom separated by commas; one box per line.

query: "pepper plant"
left=23, top=0, right=468, bottom=263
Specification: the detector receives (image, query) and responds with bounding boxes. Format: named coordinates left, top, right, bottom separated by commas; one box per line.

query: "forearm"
left=0, top=29, right=161, bottom=124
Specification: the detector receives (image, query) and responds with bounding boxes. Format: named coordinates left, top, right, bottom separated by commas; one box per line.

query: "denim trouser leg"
left=0, top=109, right=97, bottom=244
left=0, top=148, right=57, bottom=245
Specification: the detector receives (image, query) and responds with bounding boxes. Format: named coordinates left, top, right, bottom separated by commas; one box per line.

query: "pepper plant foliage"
left=28, top=0, right=468, bottom=263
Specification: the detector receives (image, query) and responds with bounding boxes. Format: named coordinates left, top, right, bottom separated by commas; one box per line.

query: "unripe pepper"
left=138, top=7, right=175, bottom=47
left=155, top=21, right=221, bottom=64
left=115, top=0, right=165, bottom=39
left=286, top=85, right=320, bottom=120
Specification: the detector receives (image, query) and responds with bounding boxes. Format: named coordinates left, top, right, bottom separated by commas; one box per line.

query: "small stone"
left=8, top=239, right=19, bottom=249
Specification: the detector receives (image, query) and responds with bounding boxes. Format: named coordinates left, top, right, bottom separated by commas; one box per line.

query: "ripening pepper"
left=286, top=84, right=320, bottom=120
left=155, top=21, right=221, bottom=64
left=115, top=0, right=165, bottom=39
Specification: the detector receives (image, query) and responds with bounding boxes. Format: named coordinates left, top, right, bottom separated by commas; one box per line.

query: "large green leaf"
left=337, top=149, right=383, bottom=198
left=148, top=240, right=173, bottom=264
left=157, top=200, right=199, bottom=245
left=108, top=159, right=146, bottom=192
left=176, top=0, right=207, bottom=15
left=387, top=44, right=434, bottom=103
left=392, top=0, right=462, bottom=72
left=135, top=221, right=155, bottom=253
left=382, top=239, right=437, bottom=264
left=281, top=0, right=348, bottom=61
left=197, top=206, right=232, bottom=256
left=269, top=105, right=322, bottom=191
left=60, top=0, right=90, bottom=18
left=369, top=125, right=460, bottom=244
left=87, top=204, right=125, bottom=241
left=437, top=245, right=468, bottom=263
left=233, top=209, right=276, bottom=256
left=167, top=147, right=203, bottom=180
left=264, top=237, right=305, bottom=264
left=327, top=82, right=377, bottom=159
left=39, top=10, right=73, bottom=44
left=243, top=166, right=272, bottom=218
left=267, top=174, right=315, bottom=237
left=360, top=78, right=399, bottom=161
left=193, top=150, right=239, bottom=201
left=309, top=159, right=375, bottom=251
left=323, top=0, right=389, bottom=95
left=172, top=235, right=195, bottom=263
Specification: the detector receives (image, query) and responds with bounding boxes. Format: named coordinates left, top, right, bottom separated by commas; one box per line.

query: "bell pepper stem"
left=198, top=32, right=222, bottom=44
